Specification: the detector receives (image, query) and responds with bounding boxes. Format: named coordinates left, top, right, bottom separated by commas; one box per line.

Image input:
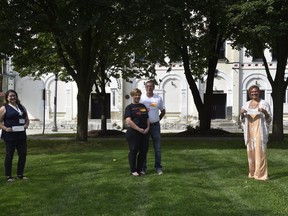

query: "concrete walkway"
left=26, top=128, right=186, bottom=135
left=26, top=128, right=76, bottom=135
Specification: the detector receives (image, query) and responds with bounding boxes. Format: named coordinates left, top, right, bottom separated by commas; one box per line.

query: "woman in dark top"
left=0, top=90, right=30, bottom=182
left=124, top=88, right=150, bottom=176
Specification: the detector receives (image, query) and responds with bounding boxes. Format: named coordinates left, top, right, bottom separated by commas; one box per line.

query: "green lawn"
left=1, top=136, right=288, bottom=216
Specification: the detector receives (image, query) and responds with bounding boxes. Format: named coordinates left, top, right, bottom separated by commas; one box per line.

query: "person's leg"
left=4, top=141, right=16, bottom=178
left=141, top=142, right=149, bottom=174
left=254, top=139, right=268, bottom=180
left=137, top=133, right=149, bottom=173
left=126, top=129, right=140, bottom=174
left=150, top=123, right=162, bottom=171
left=247, top=141, right=255, bottom=178
left=16, top=139, right=27, bottom=177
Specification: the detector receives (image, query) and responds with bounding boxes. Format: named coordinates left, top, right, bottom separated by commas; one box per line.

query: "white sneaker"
left=156, top=169, right=163, bottom=175
left=17, top=175, right=29, bottom=180
left=131, top=172, right=139, bottom=176
left=139, top=170, right=146, bottom=175
left=6, top=176, right=15, bottom=182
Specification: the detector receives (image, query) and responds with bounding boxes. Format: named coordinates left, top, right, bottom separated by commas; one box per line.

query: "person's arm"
left=125, top=117, right=145, bottom=133
left=240, top=101, right=249, bottom=123
left=159, top=109, right=166, bottom=121
left=259, top=101, right=272, bottom=124
left=240, top=108, right=247, bottom=121
left=22, top=105, right=30, bottom=129
left=0, top=106, right=12, bottom=132
left=259, top=108, right=270, bottom=120
left=143, top=119, right=150, bottom=134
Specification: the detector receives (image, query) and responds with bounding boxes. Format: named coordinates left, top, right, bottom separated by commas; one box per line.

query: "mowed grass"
left=1, top=136, right=288, bottom=216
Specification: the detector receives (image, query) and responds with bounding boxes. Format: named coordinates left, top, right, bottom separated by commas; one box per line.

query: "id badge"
left=19, top=119, right=25, bottom=124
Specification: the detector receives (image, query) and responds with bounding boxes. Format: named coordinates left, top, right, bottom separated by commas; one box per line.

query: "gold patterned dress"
left=246, top=108, right=268, bottom=180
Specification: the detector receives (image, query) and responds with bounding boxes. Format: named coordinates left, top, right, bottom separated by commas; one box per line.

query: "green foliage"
left=0, top=0, right=160, bottom=140
left=0, top=0, right=158, bottom=83
left=124, top=0, right=238, bottom=79
left=228, top=0, right=288, bottom=141
left=228, top=0, right=288, bottom=53
left=121, top=0, right=241, bottom=131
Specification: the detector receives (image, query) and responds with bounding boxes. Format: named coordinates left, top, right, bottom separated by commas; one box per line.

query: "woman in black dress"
left=0, top=90, right=30, bottom=182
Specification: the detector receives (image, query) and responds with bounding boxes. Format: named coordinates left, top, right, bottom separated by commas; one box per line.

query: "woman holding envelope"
left=240, top=85, right=272, bottom=181
left=0, top=89, right=29, bottom=182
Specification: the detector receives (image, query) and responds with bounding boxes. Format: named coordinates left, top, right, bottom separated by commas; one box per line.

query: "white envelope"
left=246, top=109, right=260, bottom=115
left=12, top=126, right=25, bottom=132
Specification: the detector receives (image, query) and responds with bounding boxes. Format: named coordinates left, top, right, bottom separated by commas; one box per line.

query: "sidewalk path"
left=26, top=128, right=186, bottom=135
left=26, top=128, right=76, bottom=135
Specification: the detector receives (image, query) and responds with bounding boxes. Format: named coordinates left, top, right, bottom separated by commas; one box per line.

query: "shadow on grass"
left=27, top=129, right=288, bottom=152
left=268, top=170, right=288, bottom=180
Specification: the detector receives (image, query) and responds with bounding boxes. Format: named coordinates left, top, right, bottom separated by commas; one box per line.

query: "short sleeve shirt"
left=124, top=103, right=149, bottom=129
left=140, top=94, right=165, bottom=123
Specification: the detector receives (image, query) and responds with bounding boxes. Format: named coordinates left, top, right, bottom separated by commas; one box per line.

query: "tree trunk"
left=75, top=87, right=90, bottom=141
left=100, top=93, right=107, bottom=131
left=271, top=89, right=284, bottom=142
left=180, top=18, right=222, bottom=131
left=199, top=58, right=218, bottom=130
left=182, top=47, right=218, bottom=131
left=263, top=36, right=288, bottom=142
left=199, top=16, right=222, bottom=130
left=270, top=54, right=287, bottom=142
left=181, top=45, right=204, bottom=117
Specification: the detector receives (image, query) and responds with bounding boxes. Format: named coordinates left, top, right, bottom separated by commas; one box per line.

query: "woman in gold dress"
left=240, top=85, right=272, bottom=180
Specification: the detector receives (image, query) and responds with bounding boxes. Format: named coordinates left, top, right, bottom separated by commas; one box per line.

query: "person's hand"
left=258, top=107, right=267, bottom=114
left=259, top=107, right=269, bottom=119
left=138, top=128, right=145, bottom=134
left=5, top=127, right=12, bottom=132
left=240, top=108, right=247, bottom=114
left=143, top=128, right=149, bottom=134
left=240, top=108, right=247, bottom=118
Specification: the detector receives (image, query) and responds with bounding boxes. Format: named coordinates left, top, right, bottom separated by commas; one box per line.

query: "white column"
left=180, top=88, right=188, bottom=119
left=45, top=90, right=50, bottom=121
left=65, top=87, right=73, bottom=120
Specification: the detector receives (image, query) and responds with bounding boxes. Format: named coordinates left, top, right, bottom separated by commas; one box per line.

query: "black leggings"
left=126, top=128, right=149, bottom=173
left=4, top=139, right=27, bottom=177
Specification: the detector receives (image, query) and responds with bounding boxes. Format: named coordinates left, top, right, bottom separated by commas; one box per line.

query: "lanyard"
left=8, top=104, right=23, bottom=116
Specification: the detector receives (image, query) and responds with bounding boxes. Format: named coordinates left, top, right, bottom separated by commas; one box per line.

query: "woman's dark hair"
left=4, top=89, right=21, bottom=105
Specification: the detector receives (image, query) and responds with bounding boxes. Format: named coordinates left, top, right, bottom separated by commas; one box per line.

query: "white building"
left=3, top=42, right=287, bottom=132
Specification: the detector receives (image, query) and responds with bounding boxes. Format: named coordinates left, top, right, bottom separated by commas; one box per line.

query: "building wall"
left=10, top=43, right=288, bottom=130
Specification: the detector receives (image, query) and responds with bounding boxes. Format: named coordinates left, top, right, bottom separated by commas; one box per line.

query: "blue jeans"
left=144, top=122, right=162, bottom=171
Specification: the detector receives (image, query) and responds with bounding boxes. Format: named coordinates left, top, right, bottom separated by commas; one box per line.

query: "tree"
left=125, top=0, right=236, bottom=130
left=228, top=0, right=288, bottom=142
left=92, top=46, right=156, bottom=131
left=0, top=57, right=5, bottom=105
left=0, top=0, right=155, bottom=140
